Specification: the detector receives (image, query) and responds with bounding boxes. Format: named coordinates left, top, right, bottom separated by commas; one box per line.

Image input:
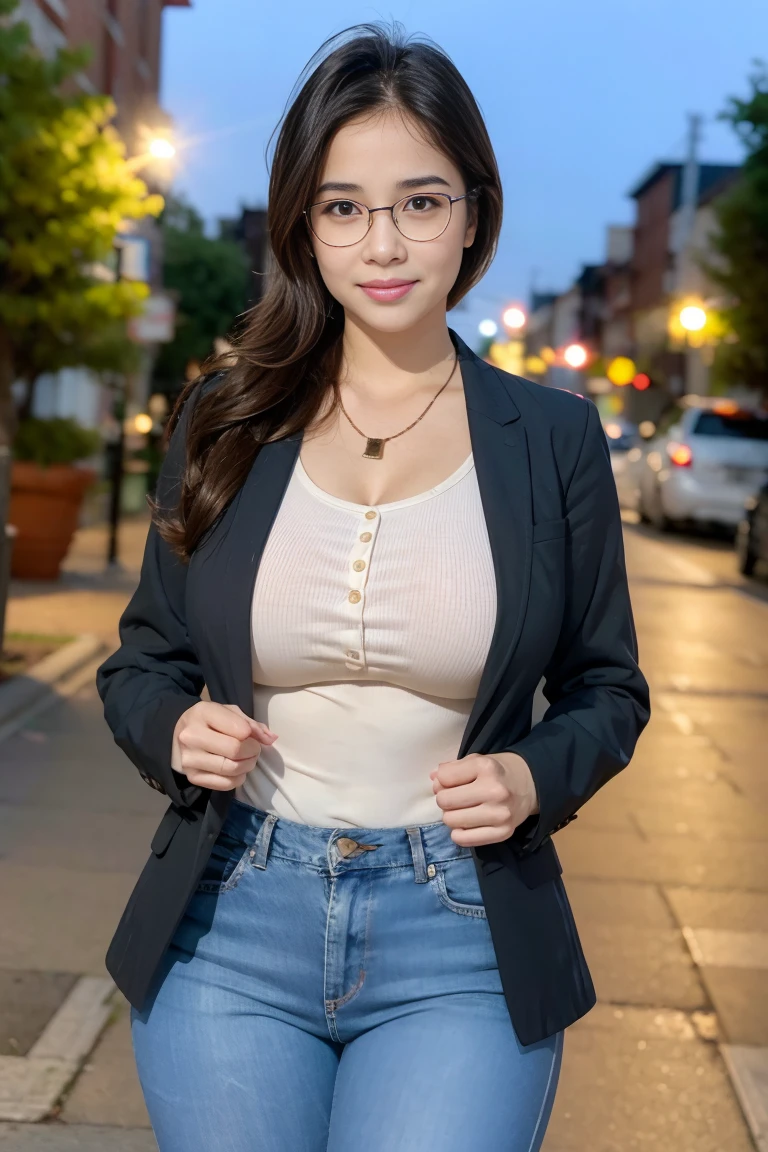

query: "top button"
left=365, top=510, right=377, bottom=520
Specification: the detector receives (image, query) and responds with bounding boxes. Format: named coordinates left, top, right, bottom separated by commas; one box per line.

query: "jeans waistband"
left=224, top=797, right=473, bottom=882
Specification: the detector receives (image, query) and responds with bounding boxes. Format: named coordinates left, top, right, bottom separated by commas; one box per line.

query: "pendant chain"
left=338, top=351, right=459, bottom=460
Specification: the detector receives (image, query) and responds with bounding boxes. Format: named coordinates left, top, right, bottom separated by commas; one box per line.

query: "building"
left=628, top=161, right=740, bottom=396
left=15, top=0, right=191, bottom=428
left=219, top=208, right=271, bottom=309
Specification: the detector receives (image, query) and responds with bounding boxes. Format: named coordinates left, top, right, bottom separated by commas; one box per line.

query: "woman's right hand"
left=171, top=702, right=278, bottom=791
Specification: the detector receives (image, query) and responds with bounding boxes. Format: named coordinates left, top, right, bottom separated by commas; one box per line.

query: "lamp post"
left=678, top=303, right=708, bottom=395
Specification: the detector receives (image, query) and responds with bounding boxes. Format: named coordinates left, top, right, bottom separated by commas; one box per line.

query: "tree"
left=151, top=193, right=250, bottom=393
left=0, top=0, right=164, bottom=444
left=707, top=62, right=768, bottom=398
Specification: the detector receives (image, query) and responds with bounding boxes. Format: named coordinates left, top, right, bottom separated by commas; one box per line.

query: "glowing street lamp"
left=502, top=306, right=526, bottom=332
left=478, top=318, right=498, bottom=338
left=148, top=137, right=176, bottom=161
left=679, top=304, right=707, bottom=332
left=563, top=343, right=588, bottom=369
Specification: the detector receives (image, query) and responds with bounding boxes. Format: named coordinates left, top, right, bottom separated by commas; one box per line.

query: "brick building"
left=14, top=0, right=191, bottom=429
left=17, top=1, right=189, bottom=153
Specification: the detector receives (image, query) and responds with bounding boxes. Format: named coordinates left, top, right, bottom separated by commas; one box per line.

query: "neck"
left=340, top=302, right=457, bottom=405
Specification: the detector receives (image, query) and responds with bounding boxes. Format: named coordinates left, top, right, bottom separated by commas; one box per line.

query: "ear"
left=463, top=197, right=479, bottom=249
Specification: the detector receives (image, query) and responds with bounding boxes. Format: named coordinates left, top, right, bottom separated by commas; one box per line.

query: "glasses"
left=305, top=187, right=480, bottom=247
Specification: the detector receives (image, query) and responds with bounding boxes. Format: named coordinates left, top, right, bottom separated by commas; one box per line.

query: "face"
left=306, top=109, right=477, bottom=335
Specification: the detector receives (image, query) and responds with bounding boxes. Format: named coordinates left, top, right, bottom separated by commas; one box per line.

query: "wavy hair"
left=155, top=21, right=503, bottom=559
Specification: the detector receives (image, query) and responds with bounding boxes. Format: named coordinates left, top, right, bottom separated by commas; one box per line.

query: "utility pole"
left=676, top=113, right=703, bottom=395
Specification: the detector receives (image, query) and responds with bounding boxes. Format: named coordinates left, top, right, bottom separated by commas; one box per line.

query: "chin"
left=343, top=299, right=445, bottom=336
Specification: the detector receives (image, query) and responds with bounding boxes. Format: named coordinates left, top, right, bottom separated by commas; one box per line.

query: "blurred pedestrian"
left=97, top=21, right=650, bottom=1152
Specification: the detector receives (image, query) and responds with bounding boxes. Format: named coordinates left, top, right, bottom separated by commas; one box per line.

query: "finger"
left=441, top=803, right=512, bottom=830
left=203, top=704, right=259, bottom=742
left=178, top=728, right=250, bottom=761
left=184, top=770, right=249, bottom=791
left=449, top=825, right=512, bottom=847
left=223, top=705, right=278, bottom=739
left=181, top=750, right=259, bottom=778
left=432, top=755, right=483, bottom=788
left=434, top=780, right=501, bottom=811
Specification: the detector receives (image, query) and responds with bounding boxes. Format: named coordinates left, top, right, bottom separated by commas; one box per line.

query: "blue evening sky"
left=160, top=0, right=765, bottom=331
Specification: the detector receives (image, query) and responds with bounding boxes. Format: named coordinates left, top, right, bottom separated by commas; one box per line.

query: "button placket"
left=344, top=508, right=378, bottom=670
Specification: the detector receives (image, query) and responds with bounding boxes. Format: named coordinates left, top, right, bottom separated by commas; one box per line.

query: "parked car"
left=736, top=480, right=768, bottom=576
left=634, top=397, right=768, bottom=532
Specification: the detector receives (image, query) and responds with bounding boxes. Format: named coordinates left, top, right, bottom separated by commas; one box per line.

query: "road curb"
left=0, top=978, right=117, bottom=1123
left=0, top=635, right=105, bottom=736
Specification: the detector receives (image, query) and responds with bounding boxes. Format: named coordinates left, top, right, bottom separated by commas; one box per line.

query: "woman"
left=97, top=23, right=650, bottom=1152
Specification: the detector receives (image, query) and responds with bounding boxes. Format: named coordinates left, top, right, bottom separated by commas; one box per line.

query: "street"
left=0, top=514, right=766, bottom=1150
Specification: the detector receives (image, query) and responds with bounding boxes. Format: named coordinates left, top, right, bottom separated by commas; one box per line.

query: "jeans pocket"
left=195, top=830, right=250, bottom=895
left=431, top=856, right=488, bottom=919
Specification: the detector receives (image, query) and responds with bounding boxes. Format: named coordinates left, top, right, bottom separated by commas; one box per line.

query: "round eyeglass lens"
left=393, top=194, right=452, bottom=241
left=309, top=200, right=370, bottom=246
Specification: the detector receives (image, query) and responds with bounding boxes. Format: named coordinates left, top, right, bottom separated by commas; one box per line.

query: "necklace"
left=338, top=350, right=459, bottom=459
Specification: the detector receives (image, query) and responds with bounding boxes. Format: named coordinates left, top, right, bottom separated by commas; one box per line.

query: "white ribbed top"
left=235, top=448, right=497, bottom=828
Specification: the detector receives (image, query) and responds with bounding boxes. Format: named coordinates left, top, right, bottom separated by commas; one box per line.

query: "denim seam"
left=433, top=866, right=488, bottom=918
left=527, top=1029, right=563, bottom=1152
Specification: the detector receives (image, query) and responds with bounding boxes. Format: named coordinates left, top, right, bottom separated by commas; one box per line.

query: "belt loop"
left=406, top=827, right=428, bottom=883
left=250, top=812, right=278, bottom=870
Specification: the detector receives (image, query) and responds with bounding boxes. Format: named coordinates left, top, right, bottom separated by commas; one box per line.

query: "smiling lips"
left=359, top=279, right=417, bottom=302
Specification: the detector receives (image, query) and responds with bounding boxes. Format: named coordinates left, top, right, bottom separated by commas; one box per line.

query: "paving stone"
left=0, top=972, right=77, bottom=1058
left=0, top=864, right=136, bottom=976
left=683, top=927, right=768, bottom=970
left=557, top=826, right=768, bottom=891
left=578, top=923, right=706, bottom=1011
left=0, top=807, right=158, bottom=875
left=0, top=1123, right=157, bottom=1150
left=566, top=880, right=676, bottom=929
left=545, top=1008, right=755, bottom=1151
left=698, top=967, right=768, bottom=1046
left=61, top=999, right=150, bottom=1129
left=665, top=887, right=768, bottom=934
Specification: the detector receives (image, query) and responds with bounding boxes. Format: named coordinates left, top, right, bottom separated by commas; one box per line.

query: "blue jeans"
left=131, top=798, right=563, bottom=1151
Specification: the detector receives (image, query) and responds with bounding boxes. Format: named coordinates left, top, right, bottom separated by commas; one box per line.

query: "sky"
left=160, top=0, right=766, bottom=332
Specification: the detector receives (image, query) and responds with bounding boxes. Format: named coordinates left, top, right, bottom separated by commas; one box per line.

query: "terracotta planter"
left=9, top=461, right=97, bottom=580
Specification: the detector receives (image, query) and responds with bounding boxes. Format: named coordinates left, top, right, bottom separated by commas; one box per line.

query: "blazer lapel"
left=216, top=330, right=533, bottom=761
left=451, top=332, right=533, bottom=758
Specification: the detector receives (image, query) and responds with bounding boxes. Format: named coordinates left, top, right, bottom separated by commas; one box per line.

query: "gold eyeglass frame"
left=304, top=187, right=481, bottom=247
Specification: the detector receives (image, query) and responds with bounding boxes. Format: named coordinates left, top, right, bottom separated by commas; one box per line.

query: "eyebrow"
left=314, top=174, right=452, bottom=197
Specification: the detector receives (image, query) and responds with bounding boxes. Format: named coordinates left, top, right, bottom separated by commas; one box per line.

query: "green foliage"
left=0, top=0, right=163, bottom=431
left=152, top=193, right=250, bottom=390
left=13, top=417, right=101, bottom=467
left=707, top=62, right=768, bottom=397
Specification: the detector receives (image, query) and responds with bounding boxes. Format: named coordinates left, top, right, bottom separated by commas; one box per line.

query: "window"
left=692, top=411, right=768, bottom=441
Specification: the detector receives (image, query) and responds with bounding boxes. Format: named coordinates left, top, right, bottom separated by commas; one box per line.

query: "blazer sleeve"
left=506, top=398, right=651, bottom=855
left=95, top=385, right=207, bottom=810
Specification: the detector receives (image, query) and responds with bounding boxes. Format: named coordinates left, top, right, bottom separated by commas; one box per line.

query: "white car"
left=633, top=397, right=768, bottom=531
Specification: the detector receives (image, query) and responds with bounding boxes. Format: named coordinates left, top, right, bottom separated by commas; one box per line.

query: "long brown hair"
left=156, top=22, right=503, bottom=560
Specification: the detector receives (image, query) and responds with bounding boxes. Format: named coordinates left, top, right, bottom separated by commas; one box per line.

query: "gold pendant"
left=363, top=438, right=385, bottom=459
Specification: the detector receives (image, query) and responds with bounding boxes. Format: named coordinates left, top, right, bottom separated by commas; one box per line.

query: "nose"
left=361, top=208, right=407, bottom=263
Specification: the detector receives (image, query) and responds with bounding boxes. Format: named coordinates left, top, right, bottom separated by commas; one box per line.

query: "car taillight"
left=667, top=441, right=693, bottom=467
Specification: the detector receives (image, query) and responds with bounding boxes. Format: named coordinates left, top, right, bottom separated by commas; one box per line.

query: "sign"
left=128, top=293, right=176, bottom=344
left=115, top=234, right=151, bottom=282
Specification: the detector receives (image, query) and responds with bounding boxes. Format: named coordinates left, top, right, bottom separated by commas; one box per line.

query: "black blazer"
left=96, top=330, right=650, bottom=1046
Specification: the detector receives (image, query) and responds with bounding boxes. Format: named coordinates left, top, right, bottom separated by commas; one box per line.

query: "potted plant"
left=9, top=418, right=101, bottom=579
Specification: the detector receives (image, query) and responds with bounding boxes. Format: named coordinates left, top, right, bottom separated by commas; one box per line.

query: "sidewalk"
left=0, top=519, right=765, bottom=1149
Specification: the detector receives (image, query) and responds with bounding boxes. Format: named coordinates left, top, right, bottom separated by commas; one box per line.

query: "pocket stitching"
left=433, top=866, right=488, bottom=918
left=196, top=840, right=250, bottom=894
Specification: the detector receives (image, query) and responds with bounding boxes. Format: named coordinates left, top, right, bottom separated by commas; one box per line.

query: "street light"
left=679, top=304, right=707, bottom=332
left=563, top=343, right=588, bottom=369
left=502, top=306, right=526, bottom=332
left=478, top=319, right=498, bottom=338
left=148, top=137, right=176, bottom=161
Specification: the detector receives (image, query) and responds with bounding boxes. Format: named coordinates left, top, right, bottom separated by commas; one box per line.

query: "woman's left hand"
left=430, top=752, right=539, bottom=847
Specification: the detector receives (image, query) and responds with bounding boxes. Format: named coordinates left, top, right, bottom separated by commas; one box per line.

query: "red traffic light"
left=632, top=373, right=651, bottom=391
